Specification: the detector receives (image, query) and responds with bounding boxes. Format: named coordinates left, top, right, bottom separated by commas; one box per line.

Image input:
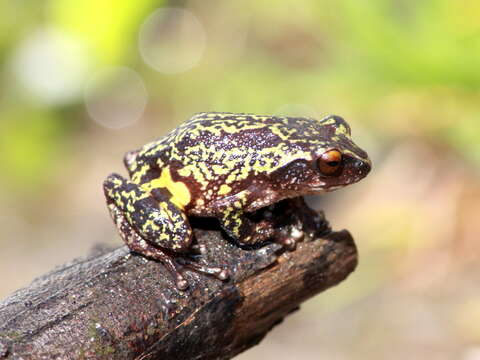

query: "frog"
left=103, top=112, right=371, bottom=289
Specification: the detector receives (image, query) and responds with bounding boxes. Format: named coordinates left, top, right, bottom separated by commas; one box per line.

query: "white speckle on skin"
left=290, top=227, right=304, bottom=240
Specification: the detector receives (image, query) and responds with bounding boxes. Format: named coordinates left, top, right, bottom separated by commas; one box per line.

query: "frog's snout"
left=353, top=158, right=371, bottom=178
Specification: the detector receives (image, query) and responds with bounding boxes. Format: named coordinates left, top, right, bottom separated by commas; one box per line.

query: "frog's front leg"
left=103, top=173, right=226, bottom=289
left=212, top=190, right=276, bottom=246
left=219, top=208, right=275, bottom=246
left=281, top=197, right=331, bottom=239
left=262, top=197, right=331, bottom=249
left=214, top=192, right=322, bottom=249
left=220, top=207, right=305, bottom=250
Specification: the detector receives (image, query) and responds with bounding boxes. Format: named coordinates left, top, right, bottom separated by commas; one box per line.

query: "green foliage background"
left=1, top=1, right=480, bottom=358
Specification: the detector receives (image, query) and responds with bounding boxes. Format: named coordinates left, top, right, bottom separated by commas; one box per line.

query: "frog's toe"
left=217, top=269, right=229, bottom=281
left=190, top=243, right=208, bottom=255
left=176, top=257, right=230, bottom=282
left=175, top=275, right=189, bottom=291
left=271, top=226, right=305, bottom=251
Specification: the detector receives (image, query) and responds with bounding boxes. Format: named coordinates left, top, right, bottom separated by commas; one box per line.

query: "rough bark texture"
left=0, top=223, right=357, bottom=359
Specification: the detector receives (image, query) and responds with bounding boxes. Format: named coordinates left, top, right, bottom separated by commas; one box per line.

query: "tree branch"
left=0, top=219, right=357, bottom=359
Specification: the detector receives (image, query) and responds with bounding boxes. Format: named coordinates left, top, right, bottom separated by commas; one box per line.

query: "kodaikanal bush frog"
left=103, top=112, right=371, bottom=289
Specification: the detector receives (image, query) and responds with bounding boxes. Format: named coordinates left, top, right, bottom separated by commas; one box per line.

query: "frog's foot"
left=247, top=217, right=305, bottom=250
left=107, top=202, right=189, bottom=290
left=253, top=220, right=276, bottom=242
left=175, top=257, right=230, bottom=281
left=272, top=225, right=305, bottom=251
left=190, top=243, right=207, bottom=255
left=270, top=197, right=331, bottom=246
left=132, top=240, right=190, bottom=290
left=288, top=198, right=331, bottom=238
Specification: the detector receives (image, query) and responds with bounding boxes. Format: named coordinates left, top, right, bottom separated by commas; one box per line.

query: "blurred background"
left=1, top=0, right=480, bottom=358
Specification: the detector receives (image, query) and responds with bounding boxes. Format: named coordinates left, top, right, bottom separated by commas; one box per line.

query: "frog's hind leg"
left=149, top=186, right=229, bottom=282
left=103, top=173, right=193, bottom=288
left=103, top=173, right=228, bottom=288
left=106, top=200, right=190, bottom=290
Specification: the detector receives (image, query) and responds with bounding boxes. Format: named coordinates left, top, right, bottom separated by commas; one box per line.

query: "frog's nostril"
left=354, top=159, right=371, bottom=175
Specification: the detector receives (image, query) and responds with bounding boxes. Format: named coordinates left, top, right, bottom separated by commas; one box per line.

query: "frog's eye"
left=317, top=149, right=342, bottom=176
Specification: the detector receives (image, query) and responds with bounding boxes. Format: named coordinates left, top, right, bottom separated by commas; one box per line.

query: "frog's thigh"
left=103, top=173, right=192, bottom=252
left=106, top=200, right=189, bottom=289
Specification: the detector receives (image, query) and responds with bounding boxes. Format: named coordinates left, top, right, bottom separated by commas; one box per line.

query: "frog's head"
left=269, top=115, right=371, bottom=195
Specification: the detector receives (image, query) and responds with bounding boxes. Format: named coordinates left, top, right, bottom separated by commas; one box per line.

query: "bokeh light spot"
left=139, top=7, right=206, bottom=74
left=11, top=28, right=90, bottom=105
left=84, top=67, right=148, bottom=129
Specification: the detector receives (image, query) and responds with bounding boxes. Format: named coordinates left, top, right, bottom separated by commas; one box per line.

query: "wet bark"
left=0, top=220, right=357, bottom=359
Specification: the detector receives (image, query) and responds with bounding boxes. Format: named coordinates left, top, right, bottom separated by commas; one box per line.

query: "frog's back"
left=173, top=111, right=338, bottom=157
left=166, top=112, right=348, bottom=188
left=129, top=112, right=350, bottom=184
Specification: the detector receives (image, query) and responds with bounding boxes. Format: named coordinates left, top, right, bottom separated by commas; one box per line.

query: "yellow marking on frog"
left=335, top=124, right=350, bottom=136
left=177, top=167, right=192, bottom=177
left=131, top=163, right=151, bottom=182
left=343, top=149, right=368, bottom=162
left=191, top=168, right=207, bottom=187
left=225, top=169, right=239, bottom=184
left=320, top=117, right=336, bottom=125
left=144, top=167, right=191, bottom=209
left=158, top=233, right=169, bottom=241
left=218, top=184, right=232, bottom=195
left=198, top=162, right=213, bottom=180
left=269, top=125, right=298, bottom=141
left=211, top=164, right=231, bottom=175
left=144, top=219, right=160, bottom=231
left=252, top=159, right=275, bottom=174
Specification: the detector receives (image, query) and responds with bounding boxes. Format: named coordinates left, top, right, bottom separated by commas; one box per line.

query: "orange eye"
left=318, top=149, right=342, bottom=175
